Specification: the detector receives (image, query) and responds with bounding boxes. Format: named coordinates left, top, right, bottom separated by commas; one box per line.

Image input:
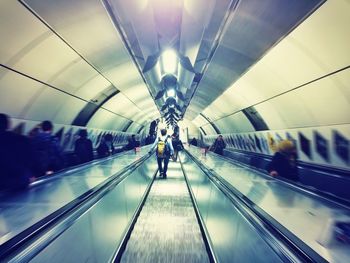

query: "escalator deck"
left=121, top=162, right=210, bottom=263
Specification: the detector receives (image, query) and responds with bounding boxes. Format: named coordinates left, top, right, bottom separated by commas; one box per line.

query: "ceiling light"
left=166, top=88, right=176, bottom=98
left=161, top=49, right=177, bottom=74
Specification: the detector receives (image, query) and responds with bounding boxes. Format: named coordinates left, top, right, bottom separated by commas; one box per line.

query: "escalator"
left=0, top=148, right=156, bottom=262
left=184, top=148, right=347, bottom=262
left=116, top=160, right=211, bottom=263
left=1, top=149, right=329, bottom=262
left=112, top=153, right=318, bottom=263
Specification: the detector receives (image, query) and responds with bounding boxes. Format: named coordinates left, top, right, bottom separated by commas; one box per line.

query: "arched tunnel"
left=0, top=0, right=349, bottom=262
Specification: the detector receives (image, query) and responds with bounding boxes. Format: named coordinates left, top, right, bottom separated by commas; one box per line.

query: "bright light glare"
left=161, top=49, right=177, bottom=74
left=158, top=122, right=166, bottom=130
left=166, top=88, right=176, bottom=97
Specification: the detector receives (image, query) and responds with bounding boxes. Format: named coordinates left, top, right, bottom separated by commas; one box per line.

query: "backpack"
left=157, top=137, right=169, bottom=158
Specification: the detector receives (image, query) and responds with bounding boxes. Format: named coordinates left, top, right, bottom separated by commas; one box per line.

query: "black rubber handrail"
left=179, top=154, right=218, bottom=263
left=223, top=147, right=350, bottom=177
left=0, top=152, right=152, bottom=262
left=29, top=149, right=131, bottom=188
left=193, top=146, right=350, bottom=209
left=186, top=150, right=328, bottom=263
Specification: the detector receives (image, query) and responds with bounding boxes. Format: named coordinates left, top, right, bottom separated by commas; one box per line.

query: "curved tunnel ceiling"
left=0, top=0, right=159, bottom=132
left=0, top=0, right=349, bottom=135
left=195, top=0, right=350, bottom=134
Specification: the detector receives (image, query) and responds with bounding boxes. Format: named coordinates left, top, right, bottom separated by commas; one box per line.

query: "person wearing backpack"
left=149, top=129, right=174, bottom=179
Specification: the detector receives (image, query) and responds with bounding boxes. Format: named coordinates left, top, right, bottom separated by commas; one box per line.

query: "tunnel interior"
left=1, top=1, right=350, bottom=262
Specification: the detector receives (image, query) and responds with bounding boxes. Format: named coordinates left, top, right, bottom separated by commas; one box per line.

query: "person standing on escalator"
left=171, top=133, right=183, bottom=162
left=31, top=120, right=63, bottom=177
left=267, top=140, right=299, bottom=182
left=0, top=113, right=34, bottom=191
left=209, top=135, right=226, bottom=156
left=149, top=129, right=174, bottom=179
left=74, top=129, right=93, bottom=164
left=190, top=137, right=198, bottom=146
left=97, top=134, right=114, bottom=158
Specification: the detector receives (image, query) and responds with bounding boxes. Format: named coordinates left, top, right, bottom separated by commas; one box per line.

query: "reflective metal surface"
left=186, top=147, right=350, bottom=263
left=29, top=156, right=157, bottom=263
left=0, top=148, right=150, bottom=247
left=180, top=152, right=283, bottom=262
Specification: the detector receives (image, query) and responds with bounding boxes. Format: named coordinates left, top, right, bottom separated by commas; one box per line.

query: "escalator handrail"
left=190, top=146, right=350, bottom=209
left=29, top=148, right=133, bottom=188
left=0, top=151, right=152, bottom=262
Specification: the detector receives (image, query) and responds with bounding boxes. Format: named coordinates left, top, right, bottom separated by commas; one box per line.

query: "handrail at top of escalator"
left=185, top=150, right=328, bottom=263
left=189, top=146, right=350, bottom=209
left=30, top=148, right=132, bottom=187
left=0, top=151, right=153, bottom=262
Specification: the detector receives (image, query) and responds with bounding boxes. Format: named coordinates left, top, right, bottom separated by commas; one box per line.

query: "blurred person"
left=97, top=134, right=114, bottom=158
left=0, top=113, right=34, bottom=191
left=209, top=135, right=226, bottom=156
left=267, top=140, right=299, bottom=182
left=133, top=135, right=140, bottom=147
left=32, top=120, right=63, bottom=177
left=149, top=129, right=174, bottom=179
left=74, top=129, right=93, bottom=164
left=145, top=135, right=153, bottom=145
left=190, top=137, right=198, bottom=146
left=124, top=135, right=138, bottom=151
left=334, top=221, right=350, bottom=243
left=171, top=133, right=183, bottom=162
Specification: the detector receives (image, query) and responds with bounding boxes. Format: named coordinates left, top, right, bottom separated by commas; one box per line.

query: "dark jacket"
left=97, top=140, right=114, bottom=158
left=124, top=138, right=137, bottom=151
left=172, top=138, right=183, bottom=151
left=74, top=137, right=93, bottom=164
left=212, top=139, right=226, bottom=155
left=267, top=152, right=299, bottom=182
left=0, top=131, right=33, bottom=191
left=32, top=132, right=63, bottom=176
left=190, top=138, right=198, bottom=146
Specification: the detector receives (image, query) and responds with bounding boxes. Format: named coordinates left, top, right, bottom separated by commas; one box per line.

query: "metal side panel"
left=0, top=148, right=151, bottom=249
left=180, top=152, right=284, bottom=263
left=186, top=147, right=350, bottom=263
left=28, top=159, right=157, bottom=263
